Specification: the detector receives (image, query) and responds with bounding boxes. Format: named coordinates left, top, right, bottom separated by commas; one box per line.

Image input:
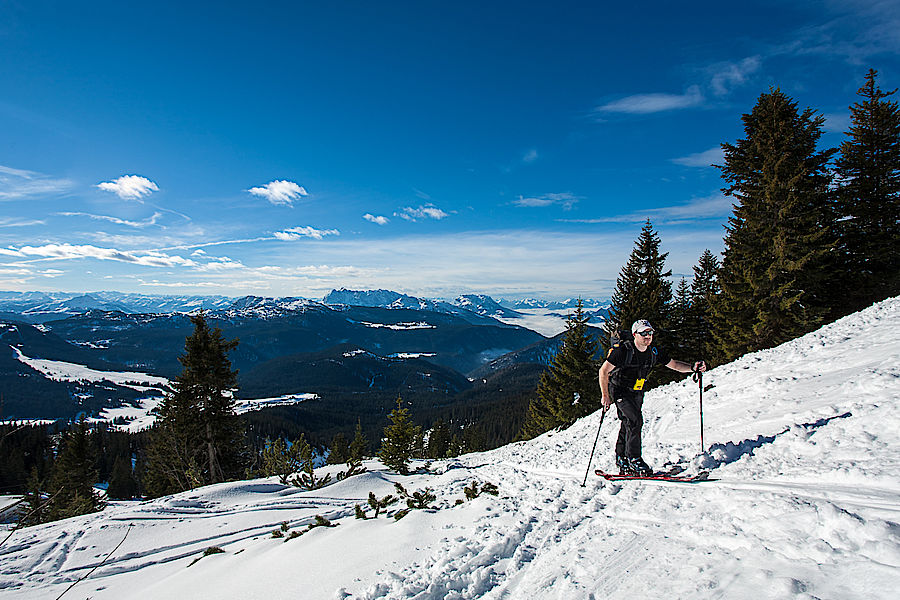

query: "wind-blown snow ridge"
left=3, top=298, right=899, bottom=599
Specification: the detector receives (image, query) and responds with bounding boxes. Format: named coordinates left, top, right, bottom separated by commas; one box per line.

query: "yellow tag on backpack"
left=633, top=378, right=646, bottom=391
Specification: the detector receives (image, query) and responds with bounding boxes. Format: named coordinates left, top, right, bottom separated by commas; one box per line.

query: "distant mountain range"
left=0, top=289, right=608, bottom=323
left=0, top=291, right=232, bottom=322
left=0, top=289, right=610, bottom=423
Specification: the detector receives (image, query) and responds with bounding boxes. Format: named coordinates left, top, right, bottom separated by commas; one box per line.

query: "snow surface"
left=11, top=347, right=170, bottom=390
left=2, top=298, right=899, bottom=599
left=8, top=349, right=316, bottom=432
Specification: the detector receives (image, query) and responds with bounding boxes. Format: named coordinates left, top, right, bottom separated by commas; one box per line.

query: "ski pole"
left=581, top=405, right=609, bottom=487
left=693, top=368, right=704, bottom=452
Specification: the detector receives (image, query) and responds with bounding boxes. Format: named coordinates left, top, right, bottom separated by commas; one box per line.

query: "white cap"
left=631, top=319, right=654, bottom=334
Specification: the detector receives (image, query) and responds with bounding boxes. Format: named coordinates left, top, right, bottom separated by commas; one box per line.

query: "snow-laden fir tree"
left=712, top=88, right=836, bottom=361
left=144, top=313, right=247, bottom=497
left=835, top=69, right=900, bottom=312
left=520, top=300, right=601, bottom=438
left=377, top=397, right=422, bottom=475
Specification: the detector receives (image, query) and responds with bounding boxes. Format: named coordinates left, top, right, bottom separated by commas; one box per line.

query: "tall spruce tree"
left=377, top=397, right=422, bottom=475
left=349, top=419, right=368, bottom=461
left=835, top=69, right=900, bottom=311
left=604, top=219, right=673, bottom=343
left=712, top=88, right=836, bottom=361
left=670, top=277, right=692, bottom=358
left=520, top=301, right=601, bottom=438
left=689, top=249, right=721, bottom=363
left=425, top=418, right=452, bottom=459
left=106, top=454, right=140, bottom=500
left=144, top=313, right=246, bottom=496
left=48, top=417, right=104, bottom=521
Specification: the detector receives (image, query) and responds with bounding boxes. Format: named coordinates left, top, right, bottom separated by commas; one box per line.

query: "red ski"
left=595, top=469, right=711, bottom=482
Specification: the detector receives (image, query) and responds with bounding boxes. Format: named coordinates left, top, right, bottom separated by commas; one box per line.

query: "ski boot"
left=616, top=455, right=634, bottom=476
left=627, top=457, right=654, bottom=476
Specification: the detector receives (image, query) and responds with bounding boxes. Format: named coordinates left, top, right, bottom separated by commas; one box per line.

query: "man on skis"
left=599, top=319, right=706, bottom=476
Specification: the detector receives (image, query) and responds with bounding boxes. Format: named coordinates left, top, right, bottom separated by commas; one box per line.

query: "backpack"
left=607, top=329, right=658, bottom=390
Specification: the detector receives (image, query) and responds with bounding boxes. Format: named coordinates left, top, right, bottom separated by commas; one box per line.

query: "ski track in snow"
left=2, top=299, right=899, bottom=599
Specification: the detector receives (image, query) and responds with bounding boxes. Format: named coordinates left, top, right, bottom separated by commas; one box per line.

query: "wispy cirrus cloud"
left=559, top=193, right=732, bottom=225
left=273, top=226, right=340, bottom=241
left=0, top=217, right=45, bottom=228
left=513, top=192, right=579, bottom=210
left=364, top=213, right=389, bottom=225
left=395, top=205, right=449, bottom=222
left=594, top=85, right=704, bottom=115
left=0, top=243, right=197, bottom=267
left=97, top=175, right=159, bottom=200
left=671, top=147, right=724, bottom=168
left=0, top=165, right=76, bottom=200
left=248, top=180, right=308, bottom=206
left=57, top=211, right=164, bottom=228
left=707, top=57, right=762, bottom=96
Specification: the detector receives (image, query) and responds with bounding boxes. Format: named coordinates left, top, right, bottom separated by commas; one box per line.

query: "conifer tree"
left=377, top=397, right=422, bottom=475
left=670, top=277, right=692, bottom=357
left=48, top=417, right=104, bottom=521
left=520, top=301, right=601, bottom=438
left=106, top=454, right=140, bottom=500
left=713, top=88, right=836, bottom=361
left=689, top=249, right=720, bottom=363
left=144, top=313, right=246, bottom=496
left=20, top=467, right=49, bottom=526
left=835, top=69, right=900, bottom=310
left=349, top=419, right=368, bottom=462
left=604, top=219, right=673, bottom=343
left=326, top=432, right=350, bottom=465
left=425, top=418, right=452, bottom=459
left=261, top=437, right=301, bottom=484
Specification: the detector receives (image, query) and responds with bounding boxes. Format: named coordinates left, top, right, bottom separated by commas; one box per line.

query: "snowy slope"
left=2, top=298, right=899, bottom=599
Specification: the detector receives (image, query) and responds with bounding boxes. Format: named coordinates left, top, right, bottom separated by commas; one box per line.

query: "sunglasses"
left=637, top=330, right=654, bottom=337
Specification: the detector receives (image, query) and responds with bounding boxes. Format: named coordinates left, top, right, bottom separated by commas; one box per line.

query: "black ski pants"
left=612, top=387, right=644, bottom=458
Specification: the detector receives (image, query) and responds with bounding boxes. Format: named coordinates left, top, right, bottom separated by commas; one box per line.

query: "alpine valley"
left=0, top=290, right=609, bottom=446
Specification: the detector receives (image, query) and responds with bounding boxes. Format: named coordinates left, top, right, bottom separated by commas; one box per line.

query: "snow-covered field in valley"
left=2, top=298, right=899, bottom=599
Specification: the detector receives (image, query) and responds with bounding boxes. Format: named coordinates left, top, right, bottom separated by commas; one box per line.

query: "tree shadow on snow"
left=698, top=411, right=852, bottom=470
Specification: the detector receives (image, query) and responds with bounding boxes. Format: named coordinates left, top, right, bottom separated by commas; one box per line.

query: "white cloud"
left=708, top=57, right=761, bottom=96
left=523, top=149, right=539, bottom=163
left=0, top=217, right=45, bottom=228
left=3, top=243, right=196, bottom=267
left=364, top=213, right=390, bottom=225
left=594, top=86, right=704, bottom=115
left=671, top=147, right=725, bottom=168
left=413, top=188, right=432, bottom=201
left=248, top=180, right=308, bottom=206
left=196, top=257, right=245, bottom=271
left=823, top=112, right=851, bottom=133
left=559, top=193, right=733, bottom=225
left=395, top=205, right=449, bottom=222
left=0, top=164, right=76, bottom=200
left=58, top=211, right=163, bottom=228
left=273, top=226, right=340, bottom=241
left=513, top=192, right=579, bottom=210
left=97, top=175, right=160, bottom=200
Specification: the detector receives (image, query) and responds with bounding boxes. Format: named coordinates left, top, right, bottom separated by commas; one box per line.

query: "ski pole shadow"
left=697, top=411, right=852, bottom=470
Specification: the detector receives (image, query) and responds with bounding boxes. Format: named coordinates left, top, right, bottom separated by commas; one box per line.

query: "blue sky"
left=1, top=1, right=898, bottom=301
